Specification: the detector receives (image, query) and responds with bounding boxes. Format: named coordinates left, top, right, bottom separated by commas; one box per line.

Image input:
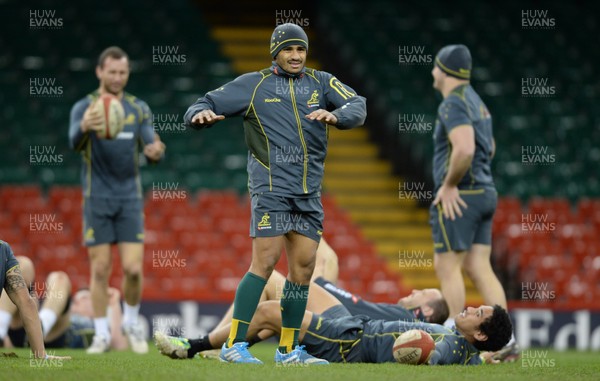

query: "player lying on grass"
left=0, top=241, right=70, bottom=360
left=155, top=239, right=449, bottom=360
left=0, top=256, right=127, bottom=350
left=156, top=299, right=511, bottom=365
left=212, top=239, right=448, bottom=332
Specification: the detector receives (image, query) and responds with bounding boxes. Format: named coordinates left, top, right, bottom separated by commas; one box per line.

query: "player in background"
left=0, top=241, right=70, bottom=360
left=0, top=256, right=127, bottom=350
left=184, top=23, right=366, bottom=365
left=69, top=46, right=166, bottom=354
left=428, top=44, right=518, bottom=359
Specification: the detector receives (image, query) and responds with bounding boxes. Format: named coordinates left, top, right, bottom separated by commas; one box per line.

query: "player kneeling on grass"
left=156, top=300, right=510, bottom=365
left=0, top=241, right=70, bottom=361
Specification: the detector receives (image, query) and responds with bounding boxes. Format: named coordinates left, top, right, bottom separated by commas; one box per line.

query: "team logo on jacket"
left=307, top=90, right=320, bottom=108
left=124, top=113, right=136, bottom=125
left=257, top=213, right=272, bottom=230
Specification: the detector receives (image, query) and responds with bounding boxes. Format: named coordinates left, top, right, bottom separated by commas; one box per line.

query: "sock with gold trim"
left=278, top=281, right=309, bottom=353
left=226, top=272, right=267, bottom=347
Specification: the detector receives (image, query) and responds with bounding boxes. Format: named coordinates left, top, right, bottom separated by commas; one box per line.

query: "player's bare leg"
left=119, top=242, right=147, bottom=353
left=312, top=238, right=339, bottom=284
left=40, top=271, right=72, bottom=343
left=463, top=244, right=507, bottom=309
left=87, top=244, right=112, bottom=353
left=434, top=250, right=467, bottom=325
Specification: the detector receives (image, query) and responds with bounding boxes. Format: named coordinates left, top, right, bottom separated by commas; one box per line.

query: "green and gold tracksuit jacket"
left=184, top=63, right=367, bottom=197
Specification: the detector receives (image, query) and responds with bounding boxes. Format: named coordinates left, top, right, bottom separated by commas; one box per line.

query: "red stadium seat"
left=576, top=199, right=600, bottom=222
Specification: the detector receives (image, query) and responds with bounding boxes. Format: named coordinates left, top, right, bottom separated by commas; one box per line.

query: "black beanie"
left=270, top=23, right=309, bottom=58
left=435, top=44, right=472, bottom=80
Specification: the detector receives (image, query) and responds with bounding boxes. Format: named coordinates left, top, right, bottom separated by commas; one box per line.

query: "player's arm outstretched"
left=309, top=73, right=366, bottom=129
left=184, top=72, right=260, bottom=130
left=4, top=266, right=70, bottom=360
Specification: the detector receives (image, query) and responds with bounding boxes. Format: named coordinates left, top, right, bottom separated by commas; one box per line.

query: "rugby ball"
left=392, top=329, right=435, bottom=365
left=95, top=94, right=125, bottom=139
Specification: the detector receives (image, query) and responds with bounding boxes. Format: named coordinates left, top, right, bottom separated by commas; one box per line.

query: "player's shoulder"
left=438, top=89, right=470, bottom=114
left=0, top=239, right=12, bottom=253
left=123, top=92, right=149, bottom=109
left=304, top=68, right=333, bottom=84
left=72, top=91, right=99, bottom=110
left=0, top=240, right=17, bottom=266
left=212, top=71, right=266, bottom=92
left=235, top=71, right=267, bottom=84
left=445, top=86, right=469, bottom=104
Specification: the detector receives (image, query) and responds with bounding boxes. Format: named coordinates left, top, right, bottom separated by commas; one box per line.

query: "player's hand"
left=144, top=133, right=166, bottom=161
left=433, top=184, right=467, bottom=221
left=32, top=352, right=72, bottom=360
left=191, top=110, right=225, bottom=125
left=480, top=351, right=500, bottom=365
left=306, top=109, right=337, bottom=125
left=81, top=102, right=104, bottom=133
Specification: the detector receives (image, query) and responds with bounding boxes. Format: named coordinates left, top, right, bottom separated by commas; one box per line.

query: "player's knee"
left=464, top=260, right=491, bottom=282
left=249, top=259, right=276, bottom=279
left=255, top=301, right=278, bottom=325
left=289, top=265, right=314, bottom=284
left=91, top=261, right=111, bottom=280
left=123, top=265, right=142, bottom=281
left=47, top=271, right=72, bottom=293
left=434, top=257, right=449, bottom=276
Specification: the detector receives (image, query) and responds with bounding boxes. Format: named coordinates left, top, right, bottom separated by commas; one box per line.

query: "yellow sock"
left=227, top=318, right=250, bottom=348
left=279, top=327, right=298, bottom=353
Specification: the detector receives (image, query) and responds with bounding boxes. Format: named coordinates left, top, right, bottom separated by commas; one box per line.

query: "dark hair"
left=97, top=46, right=128, bottom=68
left=473, top=304, right=513, bottom=351
left=426, top=297, right=449, bottom=325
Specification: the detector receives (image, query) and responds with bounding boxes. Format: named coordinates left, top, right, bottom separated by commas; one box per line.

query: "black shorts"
left=429, top=188, right=497, bottom=254
left=83, top=197, right=144, bottom=246
left=249, top=193, right=323, bottom=242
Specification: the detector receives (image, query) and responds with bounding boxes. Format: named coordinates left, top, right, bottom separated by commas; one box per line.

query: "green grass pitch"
left=2, top=343, right=599, bottom=381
